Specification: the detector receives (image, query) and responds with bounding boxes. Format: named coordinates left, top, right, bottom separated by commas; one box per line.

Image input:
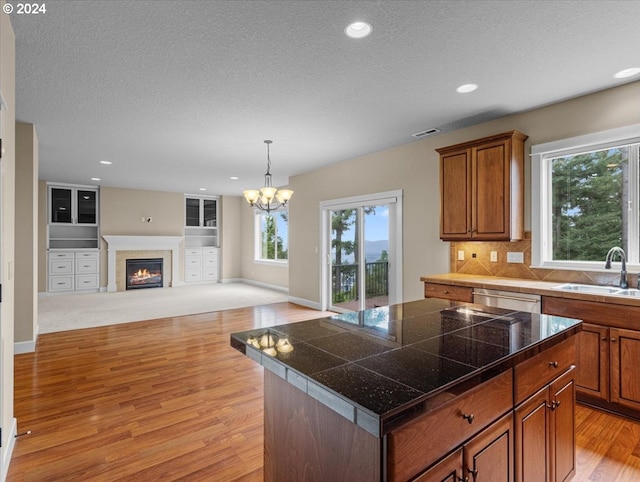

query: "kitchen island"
left=230, top=298, right=582, bottom=482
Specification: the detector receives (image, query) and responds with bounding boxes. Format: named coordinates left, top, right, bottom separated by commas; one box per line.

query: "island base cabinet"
left=263, top=370, right=381, bottom=482
left=515, top=367, right=575, bottom=482
left=416, top=412, right=514, bottom=482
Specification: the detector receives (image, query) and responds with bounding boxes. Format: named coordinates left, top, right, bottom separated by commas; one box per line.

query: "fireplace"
left=126, top=258, right=163, bottom=290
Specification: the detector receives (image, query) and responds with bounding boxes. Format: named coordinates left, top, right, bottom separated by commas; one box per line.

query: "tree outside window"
left=257, top=211, right=288, bottom=261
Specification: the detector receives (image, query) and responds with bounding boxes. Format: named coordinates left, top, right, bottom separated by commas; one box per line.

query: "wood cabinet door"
left=610, top=328, right=640, bottom=411
left=471, top=139, right=510, bottom=240
left=550, top=370, right=576, bottom=482
left=575, top=323, right=609, bottom=400
left=414, top=448, right=462, bottom=482
left=440, top=147, right=472, bottom=240
left=515, top=386, right=549, bottom=482
left=464, top=412, right=514, bottom=482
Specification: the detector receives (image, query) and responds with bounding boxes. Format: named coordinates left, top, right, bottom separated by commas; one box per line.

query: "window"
left=255, top=210, right=288, bottom=262
left=532, top=124, right=640, bottom=269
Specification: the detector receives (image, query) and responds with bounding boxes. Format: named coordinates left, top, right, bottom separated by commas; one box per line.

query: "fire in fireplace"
left=126, top=258, right=163, bottom=290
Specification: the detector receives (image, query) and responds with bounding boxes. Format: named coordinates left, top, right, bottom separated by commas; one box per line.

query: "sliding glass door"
left=322, top=191, right=402, bottom=312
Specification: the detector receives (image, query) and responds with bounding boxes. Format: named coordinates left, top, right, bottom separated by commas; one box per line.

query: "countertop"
left=421, top=273, right=640, bottom=307
left=230, top=298, right=581, bottom=437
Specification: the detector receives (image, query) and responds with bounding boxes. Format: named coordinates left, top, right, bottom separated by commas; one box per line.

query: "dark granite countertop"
left=230, top=298, right=582, bottom=437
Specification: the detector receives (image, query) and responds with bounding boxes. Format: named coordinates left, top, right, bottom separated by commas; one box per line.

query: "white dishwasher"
left=472, top=288, right=541, bottom=313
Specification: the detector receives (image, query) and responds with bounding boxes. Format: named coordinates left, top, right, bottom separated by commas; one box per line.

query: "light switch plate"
left=507, top=252, right=524, bottom=263
left=490, top=251, right=498, bottom=262
left=457, top=250, right=465, bottom=261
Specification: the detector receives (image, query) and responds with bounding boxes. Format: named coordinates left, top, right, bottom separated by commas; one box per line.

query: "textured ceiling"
left=11, top=0, right=640, bottom=196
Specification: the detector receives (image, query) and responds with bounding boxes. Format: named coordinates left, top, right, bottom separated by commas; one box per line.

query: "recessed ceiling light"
left=230, top=176, right=239, bottom=180
left=91, top=177, right=101, bottom=181
left=199, top=187, right=207, bottom=191
left=345, top=21, right=372, bottom=39
left=100, top=161, right=112, bottom=165
left=614, top=67, right=640, bottom=79
left=456, top=83, right=478, bottom=94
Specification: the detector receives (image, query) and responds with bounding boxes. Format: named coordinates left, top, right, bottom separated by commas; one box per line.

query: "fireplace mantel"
left=103, top=235, right=183, bottom=292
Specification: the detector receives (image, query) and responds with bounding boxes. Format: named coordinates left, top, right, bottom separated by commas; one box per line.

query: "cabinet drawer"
left=75, top=258, right=99, bottom=273
left=49, top=275, right=74, bottom=292
left=424, top=282, right=473, bottom=302
left=75, top=250, right=99, bottom=259
left=203, top=248, right=219, bottom=256
left=203, top=269, right=219, bottom=281
left=75, top=274, right=98, bottom=290
left=185, top=256, right=202, bottom=268
left=49, top=260, right=74, bottom=275
left=387, top=369, right=513, bottom=482
left=185, top=268, right=202, bottom=281
left=203, top=255, right=219, bottom=268
left=49, top=251, right=74, bottom=260
left=514, top=338, right=576, bottom=405
left=185, top=248, right=202, bottom=257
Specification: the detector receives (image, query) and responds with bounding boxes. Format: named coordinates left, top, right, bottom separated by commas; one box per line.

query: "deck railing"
left=332, top=261, right=389, bottom=304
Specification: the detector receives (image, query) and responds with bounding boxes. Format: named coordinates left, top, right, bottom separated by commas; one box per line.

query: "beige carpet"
left=38, top=283, right=289, bottom=333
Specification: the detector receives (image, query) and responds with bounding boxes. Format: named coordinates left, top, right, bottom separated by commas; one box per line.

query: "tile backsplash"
left=449, top=232, right=638, bottom=288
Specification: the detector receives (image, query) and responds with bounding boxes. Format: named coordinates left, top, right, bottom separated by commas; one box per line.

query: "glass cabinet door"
left=185, top=198, right=201, bottom=226
left=76, top=189, right=97, bottom=224
left=50, top=188, right=72, bottom=223
left=203, top=199, right=217, bottom=227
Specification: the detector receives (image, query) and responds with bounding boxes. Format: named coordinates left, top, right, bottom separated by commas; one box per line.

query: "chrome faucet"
left=605, top=247, right=628, bottom=289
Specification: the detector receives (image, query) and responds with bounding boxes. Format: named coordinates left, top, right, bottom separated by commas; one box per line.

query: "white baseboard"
left=1, top=417, right=17, bottom=481
left=288, top=296, right=321, bottom=310
left=14, top=324, right=39, bottom=354
left=14, top=340, right=36, bottom=355
left=222, top=278, right=289, bottom=294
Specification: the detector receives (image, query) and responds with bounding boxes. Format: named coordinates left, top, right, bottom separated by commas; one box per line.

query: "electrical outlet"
left=490, top=251, right=498, bottom=262
left=507, top=252, right=524, bottom=263
left=457, top=250, right=465, bottom=261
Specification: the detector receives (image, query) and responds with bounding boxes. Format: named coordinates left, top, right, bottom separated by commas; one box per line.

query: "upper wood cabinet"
left=437, top=130, right=528, bottom=241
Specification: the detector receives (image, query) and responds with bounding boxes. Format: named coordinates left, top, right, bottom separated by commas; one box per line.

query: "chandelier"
left=243, top=140, right=293, bottom=213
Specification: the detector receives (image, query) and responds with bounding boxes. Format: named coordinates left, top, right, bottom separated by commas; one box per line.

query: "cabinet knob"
left=462, top=413, right=475, bottom=424
left=547, top=400, right=560, bottom=411
left=602, top=336, right=608, bottom=341
left=611, top=337, right=617, bottom=342
left=443, top=290, right=450, bottom=294
left=467, top=468, right=478, bottom=478
left=548, top=361, right=559, bottom=368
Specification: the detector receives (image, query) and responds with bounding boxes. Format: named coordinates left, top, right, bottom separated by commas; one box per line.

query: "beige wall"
left=14, top=122, right=38, bottom=345
left=98, top=187, right=185, bottom=287
left=1, top=4, right=16, bottom=469
left=239, top=199, right=289, bottom=290
left=287, top=81, right=640, bottom=306
left=220, top=196, right=242, bottom=280
left=37, top=180, right=47, bottom=293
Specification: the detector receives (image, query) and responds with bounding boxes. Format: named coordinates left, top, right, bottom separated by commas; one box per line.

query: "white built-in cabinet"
left=47, top=183, right=100, bottom=293
left=184, top=195, right=220, bottom=283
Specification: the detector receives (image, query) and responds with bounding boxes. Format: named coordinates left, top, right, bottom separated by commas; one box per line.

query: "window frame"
left=532, top=123, right=640, bottom=271
left=254, top=208, right=289, bottom=265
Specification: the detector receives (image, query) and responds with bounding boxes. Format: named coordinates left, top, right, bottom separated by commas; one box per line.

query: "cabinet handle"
left=548, top=361, right=559, bottom=368
left=611, top=337, right=617, bottom=342
left=462, top=413, right=475, bottom=424
left=547, top=401, right=559, bottom=411
left=443, top=290, right=450, bottom=294
left=602, top=336, right=608, bottom=341
left=468, top=468, right=478, bottom=479
left=458, top=476, right=469, bottom=482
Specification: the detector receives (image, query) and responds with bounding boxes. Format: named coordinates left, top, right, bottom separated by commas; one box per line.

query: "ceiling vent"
left=412, top=128, right=441, bottom=139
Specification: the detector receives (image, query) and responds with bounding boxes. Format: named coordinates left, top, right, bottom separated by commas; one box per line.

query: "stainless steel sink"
left=613, top=289, right=640, bottom=297
left=553, top=283, right=640, bottom=297
left=552, top=283, right=622, bottom=295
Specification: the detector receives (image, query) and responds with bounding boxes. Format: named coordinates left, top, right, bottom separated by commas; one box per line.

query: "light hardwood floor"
left=8, top=302, right=640, bottom=481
